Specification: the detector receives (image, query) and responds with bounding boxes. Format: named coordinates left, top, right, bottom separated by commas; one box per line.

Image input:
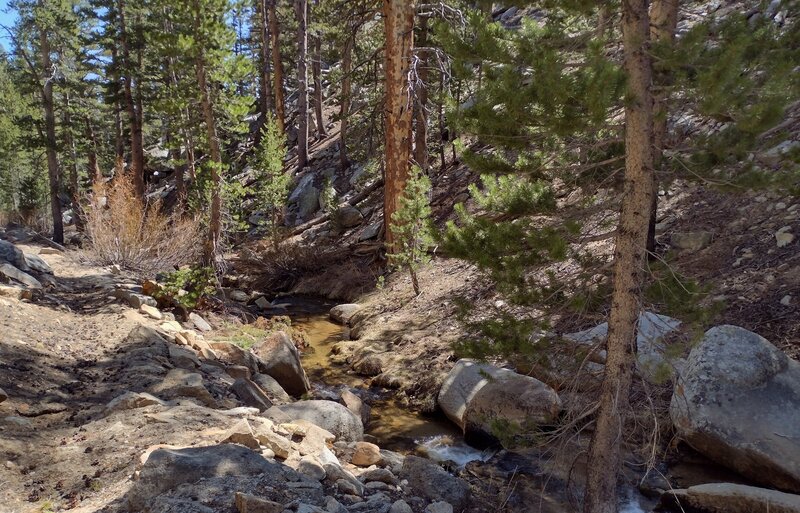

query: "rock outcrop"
left=671, top=325, right=800, bottom=492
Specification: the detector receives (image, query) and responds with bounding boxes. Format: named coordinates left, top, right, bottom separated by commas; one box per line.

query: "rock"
left=221, top=419, right=260, bottom=449
left=776, top=227, right=795, bottom=248
left=0, top=240, right=29, bottom=270
left=289, top=174, right=321, bottom=219
left=425, top=502, right=454, bottom=513
left=671, top=325, right=800, bottom=492
left=351, top=441, right=381, bottom=466
left=782, top=295, right=793, bottom=306
left=0, top=263, right=41, bottom=289
left=229, top=289, right=250, bottom=303
left=23, top=253, right=52, bottom=274
left=330, top=304, right=362, bottom=324
left=159, top=320, right=183, bottom=332
left=38, top=247, right=61, bottom=255
left=140, top=304, right=163, bottom=320
left=379, top=450, right=405, bottom=474
left=168, top=344, right=201, bottom=369
left=760, top=140, right=800, bottom=166
left=253, top=373, right=292, bottom=403
left=299, top=455, right=327, bottom=481
left=106, top=392, right=165, bottom=412
left=150, top=368, right=216, bottom=406
left=226, top=365, right=252, bottom=380
left=661, top=483, right=800, bottom=513
left=0, top=387, right=6, bottom=403
left=334, top=205, right=363, bottom=228
left=293, top=420, right=336, bottom=456
left=325, top=464, right=365, bottom=496
left=189, top=312, right=212, bottom=332
left=210, top=341, right=260, bottom=374
left=235, top=492, right=284, bottom=513
left=400, top=456, right=470, bottom=511
left=231, top=378, right=273, bottom=411
left=358, top=223, right=381, bottom=242
left=360, top=468, right=396, bottom=484
left=0, top=284, right=33, bottom=300
left=389, top=500, right=413, bottom=513
left=275, top=400, right=363, bottom=442
left=438, top=359, right=561, bottom=445
left=336, top=478, right=361, bottom=496
left=127, top=444, right=281, bottom=511
left=353, top=355, right=383, bottom=377
left=113, top=288, right=157, bottom=308
left=252, top=425, right=292, bottom=459
left=251, top=331, right=311, bottom=397
left=672, top=231, right=714, bottom=251
left=339, top=389, right=370, bottom=426
left=565, top=311, right=683, bottom=382
left=255, top=296, right=272, bottom=310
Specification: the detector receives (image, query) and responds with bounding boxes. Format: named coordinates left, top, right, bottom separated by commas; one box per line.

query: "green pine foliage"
left=251, top=115, right=290, bottom=235
left=389, top=166, right=435, bottom=296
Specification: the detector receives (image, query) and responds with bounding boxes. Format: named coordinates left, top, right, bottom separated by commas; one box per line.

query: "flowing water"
left=280, top=296, right=652, bottom=511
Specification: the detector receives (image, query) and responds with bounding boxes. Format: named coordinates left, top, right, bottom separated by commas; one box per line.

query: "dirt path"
left=0, top=245, right=171, bottom=513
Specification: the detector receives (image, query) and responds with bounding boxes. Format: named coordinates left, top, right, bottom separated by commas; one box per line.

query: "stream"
left=278, top=296, right=653, bottom=512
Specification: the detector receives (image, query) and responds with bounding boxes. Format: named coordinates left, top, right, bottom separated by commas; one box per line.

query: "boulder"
left=253, top=373, right=291, bottom=403
left=400, top=456, right=470, bottom=511
left=140, top=304, right=163, bottom=320
left=661, top=483, right=800, bottom=513
left=210, top=341, right=260, bottom=374
left=351, top=441, right=381, bottom=467
left=221, top=419, right=260, bottom=449
left=329, top=304, right=361, bottom=324
left=23, top=253, right=52, bottom=274
left=671, top=325, right=800, bottom=492
left=334, top=205, right=363, bottom=228
left=251, top=331, right=311, bottom=397
left=189, top=312, right=212, bottom=332
left=564, top=311, right=683, bottom=383
left=226, top=365, right=251, bottom=380
left=0, top=263, right=41, bottom=289
left=149, top=368, right=216, bottom=407
left=274, top=400, right=363, bottom=442
left=231, top=378, right=273, bottom=411
left=438, top=359, right=561, bottom=445
left=0, top=240, right=29, bottom=270
left=127, top=444, right=281, bottom=511
left=339, top=389, right=370, bottom=426
left=168, top=344, right=201, bottom=370
left=106, top=392, right=165, bottom=412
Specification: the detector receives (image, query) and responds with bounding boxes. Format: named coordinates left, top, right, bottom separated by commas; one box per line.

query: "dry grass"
left=81, top=174, right=202, bottom=274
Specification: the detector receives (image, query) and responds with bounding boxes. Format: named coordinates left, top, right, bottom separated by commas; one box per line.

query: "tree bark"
left=85, top=118, right=102, bottom=185
left=268, top=0, right=286, bottom=134
left=646, top=0, right=679, bottom=254
left=117, top=0, right=145, bottom=200
left=413, top=15, right=429, bottom=173
left=311, top=0, right=326, bottom=139
left=257, top=0, right=274, bottom=118
left=584, top=1, right=654, bottom=512
left=193, top=11, right=223, bottom=265
left=38, top=22, right=64, bottom=244
left=339, top=28, right=353, bottom=170
left=63, top=92, right=83, bottom=231
left=295, top=0, right=309, bottom=169
left=382, top=0, right=415, bottom=251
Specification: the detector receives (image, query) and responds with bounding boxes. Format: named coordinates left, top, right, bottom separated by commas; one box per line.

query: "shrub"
left=153, top=266, right=216, bottom=311
left=82, top=173, right=202, bottom=274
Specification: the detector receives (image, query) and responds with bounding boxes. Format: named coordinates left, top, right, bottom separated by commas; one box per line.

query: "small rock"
left=105, top=391, right=164, bottom=412
left=358, top=223, right=381, bottom=242
left=252, top=425, right=292, bottom=459
left=351, top=442, right=381, bottom=466
left=0, top=387, right=7, bottom=403
left=299, top=455, right=327, bottom=481
left=0, top=285, right=32, bottom=300
left=168, top=344, right=201, bottom=369
left=360, top=468, right=396, bottom=484
left=336, top=478, right=361, bottom=496
left=235, top=492, right=283, bottom=513
left=255, top=296, right=271, bottom=310
left=401, top=456, right=470, bottom=510
left=781, top=295, right=792, bottom=306
left=221, top=419, right=260, bottom=449
left=189, top=312, right=212, bottom=332
left=339, top=390, right=370, bottom=426
left=776, top=227, right=795, bottom=248
left=365, top=481, right=392, bottom=491
left=672, top=231, right=714, bottom=252
left=389, top=500, right=413, bottom=513
left=425, top=502, right=453, bottom=513
left=229, top=289, right=250, bottom=303
left=140, top=304, right=163, bottom=320
left=226, top=365, right=252, bottom=380
left=160, top=320, right=183, bottom=332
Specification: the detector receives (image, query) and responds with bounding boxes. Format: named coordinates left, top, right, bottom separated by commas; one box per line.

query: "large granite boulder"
left=251, top=331, right=311, bottom=397
left=670, top=325, right=800, bottom=492
left=273, top=400, right=363, bottom=442
left=662, top=483, right=800, bottom=513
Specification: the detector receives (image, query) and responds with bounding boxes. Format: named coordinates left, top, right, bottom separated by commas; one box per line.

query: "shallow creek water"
left=280, top=296, right=652, bottom=511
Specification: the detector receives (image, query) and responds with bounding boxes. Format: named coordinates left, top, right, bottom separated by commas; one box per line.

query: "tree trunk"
left=38, top=22, right=64, bottom=244
left=382, top=0, right=415, bottom=251
left=257, top=0, right=274, bottom=118
left=583, top=1, right=654, bottom=512
left=110, top=43, right=125, bottom=176
left=85, top=118, right=102, bottom=185
left=295, top=0, right=309, bottom=169
left=268, top=0, right=286, bottom=134
left=312, top=0, right=326, bottom=139
left=117, top=0, right=145, bottom=200
left=63, top=93, right=83, bottom=231
left=413, top=15, right=429, bottom=173
left=646, top=0, right=679, bottom=254
left=194, top=34, right=223, bottom=265
left=339, top=28, right=353, bottom=170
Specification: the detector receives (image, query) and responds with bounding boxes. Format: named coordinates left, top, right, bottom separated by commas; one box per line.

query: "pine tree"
left=389, top=165, right=433, bottom=296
